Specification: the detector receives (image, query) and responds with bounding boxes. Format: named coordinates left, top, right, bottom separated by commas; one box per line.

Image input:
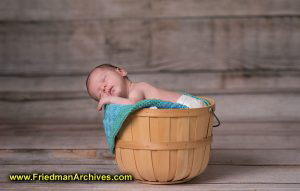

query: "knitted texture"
left=102, top=93, right=210, bottom=154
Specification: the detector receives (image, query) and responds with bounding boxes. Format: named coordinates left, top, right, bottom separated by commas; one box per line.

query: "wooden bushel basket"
left=115, top=96, right=218, bottom=184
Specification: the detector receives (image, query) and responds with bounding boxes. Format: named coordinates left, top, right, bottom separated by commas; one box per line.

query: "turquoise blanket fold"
left=102, top=93, right=210, bottom=154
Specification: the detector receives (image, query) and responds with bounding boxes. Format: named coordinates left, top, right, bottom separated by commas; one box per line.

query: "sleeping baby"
left=86, top=64, right=206, bottom=111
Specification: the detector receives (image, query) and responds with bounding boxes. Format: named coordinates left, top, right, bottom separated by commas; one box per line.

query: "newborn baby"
left=86, top=64, right=206, bottom=111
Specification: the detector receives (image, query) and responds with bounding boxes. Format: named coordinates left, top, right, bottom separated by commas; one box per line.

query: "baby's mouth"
left=109, top=87, right=113, bottom=95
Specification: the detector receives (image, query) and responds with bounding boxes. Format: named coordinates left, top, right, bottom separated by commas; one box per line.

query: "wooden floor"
left=1, top=122, right=300, bottom=190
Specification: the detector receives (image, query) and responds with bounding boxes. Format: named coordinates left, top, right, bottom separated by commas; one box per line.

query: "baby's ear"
left=116, top=67, right=128, bottom=77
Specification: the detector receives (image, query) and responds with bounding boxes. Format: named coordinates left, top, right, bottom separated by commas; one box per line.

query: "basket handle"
left=209, top=107, right=221, bottom=128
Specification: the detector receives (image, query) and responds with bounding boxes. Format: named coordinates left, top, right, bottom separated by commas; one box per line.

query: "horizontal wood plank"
left=0, top=20, right=148, bottom=75
left=0, top=122, right=299, bottom=149
left=0, top=93, right=299, bottom=123
left=0, top=183, right=299, bottom=191
left=0, top=149, right=115, bottom=165
left=213, top=122, right=300, bottom=149
left=189, top=165, right=300, bottom=184
left=150, top=17, right=300, bottom=71
left=0, top=0, right=299, bottom=21
left=0, top=149, right=299, bottom=166
left=0, top=0, right=150, bottom=21
left=0, top=99, right=101, bottom=124
left=211, top=149, right=300, bottom=165
left=0, top=17, right=299, bottom=75
left=1, top=165, right=300, bottom=184
left=1, top=1, right=299, bottom=189
left=152, top=0, right=300, bottom=18
left=1, top=70, right=300, bottom=100
left=0, top=124, right=107, bottom=149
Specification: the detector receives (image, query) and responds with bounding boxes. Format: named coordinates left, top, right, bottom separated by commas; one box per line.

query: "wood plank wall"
left=0, top=0, right=300, bottom=124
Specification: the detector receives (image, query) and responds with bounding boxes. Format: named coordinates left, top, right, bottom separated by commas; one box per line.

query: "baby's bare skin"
left=86, top=67, right=182, bottom=111
left=130, top=82, right=181, bottom=103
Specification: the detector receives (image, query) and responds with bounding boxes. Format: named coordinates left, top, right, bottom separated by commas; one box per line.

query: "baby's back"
left=138, top=82, right=182, bottom=103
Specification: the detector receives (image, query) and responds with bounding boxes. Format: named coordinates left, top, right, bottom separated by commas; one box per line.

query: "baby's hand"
left=97, top=96, right=111, bottom=111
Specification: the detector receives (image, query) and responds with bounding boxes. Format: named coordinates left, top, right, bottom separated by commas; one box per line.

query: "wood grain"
left=150, top=17, right=300, bottom=71
left=0, top=149, right=115, bottom=165
left=152, top=0, right=300, bottom=18
left=1, top=165, right=300, bottom=184
left=0, top=20, right=148, bottom=75
left=0, top=17, right=299, bottom=75
left=0, top=0, right=299, bottom=21
left=149, top=117, right=170, bottom=181
left=0, top=183, right=299, bottom=191
left=0, top=0, right=299, bottom=189
left=1, top=149, right=299, bottom=165
left=0, top=93, right=299, bottom=123
left=1, top=70, right=300, bottom=101
left=0, top=122, right=299, bottom=149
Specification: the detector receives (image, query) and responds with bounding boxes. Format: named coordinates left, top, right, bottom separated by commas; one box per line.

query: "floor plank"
left=1, top=183, right=300, bottom=191
left=211, top=149, right=300, bottom=165
left=0, top=149, right=299, bottom=165
left=0, top=149, right=115, bottom=165
left=0, top=125, right=108, bottom=149
left=1, top=121, right=299, bottom=190
left=1, top=165, right=300, bottom=184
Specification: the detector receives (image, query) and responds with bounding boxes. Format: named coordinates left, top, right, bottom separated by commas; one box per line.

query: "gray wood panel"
left=0, top=124, right=107, bottom=149
left=189, top=165, right=300, bottom=184
left=152, top=0, right=300, bottom=18
left=0, top=149, right=115, bottom=165
left=0, top=93, right=299, bottom=123
left=150, top=17, right=300, bottom=71
left=1, top=165, right=300, bottom=184
left=1, top=70, right=300, bottom=100
left=0, top=183, right=299, bottom=191
left=0, top=0, right=151, bottom=21
left=0, top=149, right=299, bottom=165
left=1, top=1, right=299, bottom=190
left=0, top=0, right=299, bottom=21
left=213, top=122, right=300, bottom=149
left=0, top=17, right=299, bottom=75
left=0, top=20, right=148, bottom=75
left=0, top=122, right=299, bottom=149
left=0, top=99, right=100, bottom=124
left=211, top=149, right=300, bottom=165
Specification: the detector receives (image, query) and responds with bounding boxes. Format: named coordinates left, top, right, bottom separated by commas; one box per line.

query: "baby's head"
left=86, top=64, right=131, bottom=102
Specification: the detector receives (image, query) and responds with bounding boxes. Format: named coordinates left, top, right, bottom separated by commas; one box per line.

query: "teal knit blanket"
left=102, top=93, right=210, bottom=154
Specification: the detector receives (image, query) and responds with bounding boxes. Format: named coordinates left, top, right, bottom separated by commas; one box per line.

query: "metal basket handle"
left=209, top=108, right=221, bottom=128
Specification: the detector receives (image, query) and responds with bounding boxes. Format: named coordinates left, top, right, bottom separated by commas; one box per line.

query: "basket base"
left=135, top=177, right=194, bottom=185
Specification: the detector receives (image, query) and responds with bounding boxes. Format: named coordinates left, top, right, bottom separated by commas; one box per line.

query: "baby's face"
left=88, top=68, right=128, bottom=101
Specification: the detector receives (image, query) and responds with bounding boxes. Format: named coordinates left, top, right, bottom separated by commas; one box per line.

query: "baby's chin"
left=113, top=89, right=126, bottom=98
left=111, top=89, right=119, bottom=97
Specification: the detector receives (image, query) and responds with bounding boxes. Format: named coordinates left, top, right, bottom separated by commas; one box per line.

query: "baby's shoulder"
left=134, top=82, right=158, bottom=99
left=137, top=82, right=151, bottom=88
left=136, top=82, right=156, bottom=91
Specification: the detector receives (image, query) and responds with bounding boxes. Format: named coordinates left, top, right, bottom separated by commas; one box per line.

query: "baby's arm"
left=97, top=89, right=145, bottom=111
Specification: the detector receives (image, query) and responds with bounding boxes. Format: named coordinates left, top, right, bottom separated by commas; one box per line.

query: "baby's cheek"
left=114, top=88, right=121, bottom=96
